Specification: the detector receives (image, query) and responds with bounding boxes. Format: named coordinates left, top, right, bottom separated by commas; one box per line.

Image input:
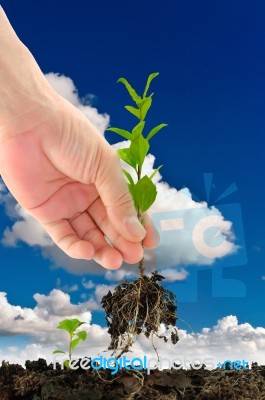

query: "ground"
left=0, top=359, right=264, bottom=399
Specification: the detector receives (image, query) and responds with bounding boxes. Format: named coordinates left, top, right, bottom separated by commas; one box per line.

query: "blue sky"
left=0, top=0, right=264, bottom=365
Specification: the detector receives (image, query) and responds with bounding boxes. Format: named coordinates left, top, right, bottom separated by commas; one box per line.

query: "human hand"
left=0, top=89, right=159, bottom=269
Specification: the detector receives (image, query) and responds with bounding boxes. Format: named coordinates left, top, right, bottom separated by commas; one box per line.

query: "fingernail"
left=126, top=216, right=146, bottom=239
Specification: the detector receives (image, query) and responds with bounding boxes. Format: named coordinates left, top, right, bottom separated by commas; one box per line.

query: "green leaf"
left=133, top=175, right=157, bottom=213
left=122, top=169, right=135, bottom=186
left=77, top=331, right=87, bottom=341
left=106, top=127, right=131, bottom=141
left=130, top=134, right=149, bottom=167
left=131, top=122, right=145, bottom=138
left=53, top=350, right=66, bottom=355
left=64, top=360, right=70, bottom=369
left=149, top=165, right=163, bottom=180
left=146, top=123, right=168, bottom=141
left=124, top=105, right=140, bottom=119
left=117, top=77, right=141, bottom=105
left=117, top=148, right=136, bottom=168
left=143, top=72, right=159, bottom=98
left=140, top=96, right=152, bottom=120
left=70, top=337, right=80, bottom=351
left=56, top=319, right=85, bottom=335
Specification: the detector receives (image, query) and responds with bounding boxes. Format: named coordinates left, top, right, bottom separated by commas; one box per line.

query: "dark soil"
left=0, top=359, right=264, bottom=400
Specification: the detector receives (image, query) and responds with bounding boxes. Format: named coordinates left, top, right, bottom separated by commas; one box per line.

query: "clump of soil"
left=0, top=359, right=264, bottom=400
left=101, top=271, right=179, bottom=358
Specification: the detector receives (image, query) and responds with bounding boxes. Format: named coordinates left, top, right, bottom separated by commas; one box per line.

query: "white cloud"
left=0, top=290, right=98, bottom=340
left=105, top=269, right=138, bottom=282
left=104, top=268, right=187, bottom=283
left=0, top=183, right=18, bottom=219
left=41, top=244, right=105, bottom=275
left=45, top=73, right=109, bottom=134
left=80, top=283, right=115, bottom=305
left=0, top=293, right=264, bottom=368
left=45, top=73, right=80, bottom=105
left=137, top=315, right=265, bottom=367
left=1, top=204, right=52, bottom=247
left=81, top=278, right=95, bottom=289
left=94, top=284, right=116, bottom=303
left=159, top=268, right=188, bottom=282
left=56, top=278, right=79, bottom=293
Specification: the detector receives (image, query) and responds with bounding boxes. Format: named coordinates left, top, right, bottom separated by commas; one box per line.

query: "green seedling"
left=102, top=73, right=178, bottom=358
left=53, top=318, right=87, bottom=368
left=107, top=72, right=167, bottom=276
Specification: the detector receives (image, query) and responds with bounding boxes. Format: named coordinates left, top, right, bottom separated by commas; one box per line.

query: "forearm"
left=0, top=6, right=57, bottom=139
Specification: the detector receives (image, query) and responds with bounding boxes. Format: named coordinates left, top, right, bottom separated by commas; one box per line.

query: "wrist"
left=0, top=7, right=58, bottom=140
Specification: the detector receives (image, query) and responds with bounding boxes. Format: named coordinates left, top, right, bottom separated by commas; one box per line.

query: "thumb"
left=96, top=145, right=146, bottom=242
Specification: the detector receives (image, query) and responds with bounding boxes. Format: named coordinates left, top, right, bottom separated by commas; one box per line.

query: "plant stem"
left=69, top=335, right=72, bottom=361
left=138, top=257, right=144, bottom=278
left=137, top=165, right=145, bottom=278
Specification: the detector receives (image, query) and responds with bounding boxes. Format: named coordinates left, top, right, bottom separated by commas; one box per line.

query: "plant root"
left=101, top=271, right=179, bottom=358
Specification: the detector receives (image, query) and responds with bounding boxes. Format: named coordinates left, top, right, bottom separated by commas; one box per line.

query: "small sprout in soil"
left=102, top=73, right=179, bottom=359
left=53, top=318, right=87, bottom=368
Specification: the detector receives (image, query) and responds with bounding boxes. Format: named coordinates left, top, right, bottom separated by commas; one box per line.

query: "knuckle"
left=83, top=226, right=99, bottom=241
left=114, top=190, right=134, bottom=210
